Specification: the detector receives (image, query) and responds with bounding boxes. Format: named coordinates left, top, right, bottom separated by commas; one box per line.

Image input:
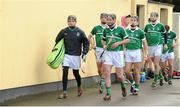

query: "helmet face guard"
left=130, top=16, right=139, bottom=27
left=150, top=12, right=158, bottom=22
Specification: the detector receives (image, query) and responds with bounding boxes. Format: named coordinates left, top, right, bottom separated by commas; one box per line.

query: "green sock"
left=100, top=78, right=105, bottom=89
left=129, top=80, right=134, bottom=84
left=159, top=70, right=163, bottom=80
left=168, top=75, right=172, bottom=81
left=63, top=90, right=67, bottom=94
left=120, top=82, right=126, bottom=88
left=135, top=83, right=140, bottom=90
left=143, top=68, right=147, bottom=74
left=106, top=87, right=111, bottom=96
left=154, top=74, right=159, bottom=82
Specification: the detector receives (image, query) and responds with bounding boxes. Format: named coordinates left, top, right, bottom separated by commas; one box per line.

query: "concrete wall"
left=173, top=13, right=180, bottom=71
left=0, top=0, right=174, bottom=91
left=147, top=2, right=173, bottom=27
left=0, top=0, right=131, bottom=90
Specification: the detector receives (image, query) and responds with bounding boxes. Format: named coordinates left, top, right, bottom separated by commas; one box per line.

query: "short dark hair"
left=131, top=16, right=139, bottom=21
left=125, top=14, right=131, bottom=18
left=67, top=15, right=77, bottom=21
left=107, top=13, right=116, bottom=20
left=100, top=13, right=108, bottom=18
left=150, top=12, right=158, bottom=17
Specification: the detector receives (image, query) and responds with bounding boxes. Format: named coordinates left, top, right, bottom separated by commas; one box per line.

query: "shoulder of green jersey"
left=145, top=23, right=151, bottom=26
left=170, top=31, right=176, bottom=34
left=139, top=28, right=145, bottom=34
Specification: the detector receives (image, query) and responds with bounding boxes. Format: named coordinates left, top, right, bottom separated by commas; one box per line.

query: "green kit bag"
left=47, top=39, right=65, bottom=69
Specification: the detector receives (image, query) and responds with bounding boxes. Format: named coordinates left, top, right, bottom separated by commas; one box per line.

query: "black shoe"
left=162, top=72, right=168, bottom=82
left=151, top=81, right=158, bottom=88
left=77, top=87, right=83, bottom=96
left=103, top=95, right=111, bottom=101
left=99, top=88, right=103, bottom=94
left=122, top=87, right=127, bottom=97
left=168, top=80, right=172, bottom=85
left=130, top=85, right=135, bottom=94
left=160, top=79, right=164, bottom=86
left=58, top=93, right=68, bottom=99
left=132, top=88, right=139, bottom=95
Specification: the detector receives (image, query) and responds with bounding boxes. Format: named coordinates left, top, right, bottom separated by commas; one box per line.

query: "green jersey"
left=144, top=23, right=165, bottom=46
left=103, top=26, right=128, bottom=51
left=125, top=28, right=145, bottom=50
left=163, top=31, right=176, bottom=53
left=91, top=25, right=106, bottom=48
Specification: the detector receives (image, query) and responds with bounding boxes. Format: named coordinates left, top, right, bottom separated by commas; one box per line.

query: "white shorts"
left=148, top=45, right=162, bottom=57
left=95, top=47, right=104, bottom=62
left=62, top=54, right=80, bottom=70
left=125, top=49, right=142, bottom=63
left=161, top=52, right=174, bottom=62
left=103, top=51, right=124, bottom=68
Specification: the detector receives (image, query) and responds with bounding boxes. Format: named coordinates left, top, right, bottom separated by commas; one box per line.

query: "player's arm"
left=142, top=38, right=148, bottom=59
left=80, top=31, right=90, bottom=56
left=140, top=30, right=148, bottom=58
left=101, top=30, right=107, bottom=49
left=111, top=28, right=129, bottom=49
left=173, top=33, right=179, bottom=48
left=54, top=29, right=65, bottom=50
left=162, top=25, right=168, bottom=49
left=117, top=28, right=129, bottom=45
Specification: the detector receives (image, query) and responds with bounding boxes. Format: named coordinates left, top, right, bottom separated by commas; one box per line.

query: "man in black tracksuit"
left=55, top=15, right=89, bottom=99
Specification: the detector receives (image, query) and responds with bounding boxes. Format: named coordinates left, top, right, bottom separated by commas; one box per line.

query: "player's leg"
left=97, top=61, right=105, bottom=93
left=160, top=54, right=168, bottom=82
left=73, top=69, right=83, bottom=96
left=125, top=62, right=135, bottom=93
left=59, top=66, right=69, bottom=99
left=114, top=51, right=127, bottom=97
left=116, top=67, right=127, bottom=97
left=167, top=52, right=174, bottom=85
left=103, top=64, right=113, bottom=100
left=134, top=62, right=142, bottom=94
left=102, top=51, right=113, bottom=100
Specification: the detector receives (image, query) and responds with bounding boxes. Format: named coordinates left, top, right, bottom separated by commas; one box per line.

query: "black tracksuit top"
left=55, top=27, right=89, bottom=56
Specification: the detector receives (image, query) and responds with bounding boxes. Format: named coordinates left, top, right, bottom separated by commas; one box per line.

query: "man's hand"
left=111, top=42, right=120, bottom=49
left=172, top=43, right=176, bottom=48
left=144, top=53, right=148, bottom=61
left=103, top=45, right=107, bottom=50
left=89, top=44, right=96, bottom=51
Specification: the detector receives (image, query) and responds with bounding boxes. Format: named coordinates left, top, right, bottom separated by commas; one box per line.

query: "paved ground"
left=3, top=79, right=180, bottom=106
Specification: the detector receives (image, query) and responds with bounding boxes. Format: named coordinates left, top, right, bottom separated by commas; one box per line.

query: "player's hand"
left=111, top=42, right=120, bottom=49
left=172, top=43, right=176, bottom=48
left=144, top=55, right=148, bottom=61
left=89, top=44, right=96, bottom=51
left=164, top=44, right=168, bottom=50
left=103, top=45, right=107, bottom=50
left=92, top=43, right=96, bottom=49
left=144, top=52, right=149, bottom=60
